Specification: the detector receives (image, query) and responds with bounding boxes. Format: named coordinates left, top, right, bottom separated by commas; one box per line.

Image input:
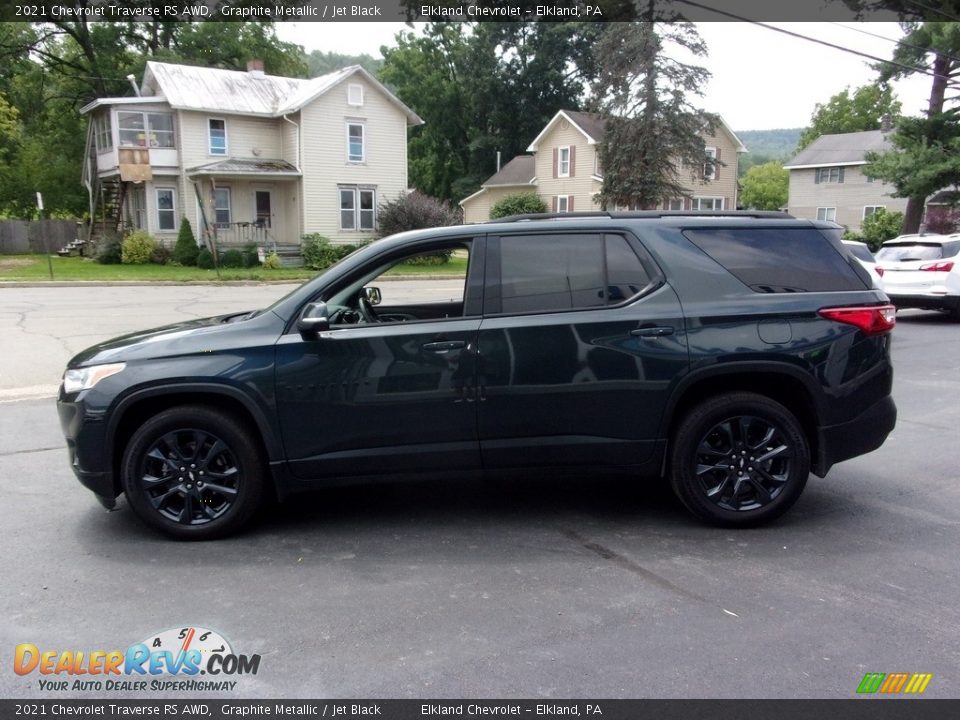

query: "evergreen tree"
left=590, top=22, right=718, bottom=210
left=173, top=218, right=199, bottom=267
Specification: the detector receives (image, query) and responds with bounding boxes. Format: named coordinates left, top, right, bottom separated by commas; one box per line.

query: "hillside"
left=735, top=128, right=804, bottom=175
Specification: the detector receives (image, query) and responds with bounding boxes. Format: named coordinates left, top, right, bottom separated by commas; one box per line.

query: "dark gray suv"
left=58, top=212, right=897, bottom=539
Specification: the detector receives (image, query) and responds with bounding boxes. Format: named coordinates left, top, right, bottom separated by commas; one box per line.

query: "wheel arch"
left=107, top=384, right=283, bottom=498
left=661, top=364, right=826, bottom=476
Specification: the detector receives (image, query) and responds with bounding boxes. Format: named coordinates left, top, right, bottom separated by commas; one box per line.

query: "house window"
left=346, top=122, right=365, bottom=163
left=817, top=207, right=837, bottom=222
left=117, top=111, right=174, bottom=148
left=667, top=198, right=684, bottom=211
left=556, top=195, right=571, bottom=213
left=208, top=119, right=227, bottom=155
left=558, top=146, right=571, bottom=177
left=339, top=187, right=376, bottom=231
left=156, top=188, right=177, bottom=231
left=816, top=167, right=845, bottom=184
left=130, top=187, right=146, bottom=229
left=703, top=147, right=717, bottom=180
left=94, top=114, right=112, bottom=152
left=214, top=187, right=231, bottom=226
left=347, top=84, right=364, bottom=106
left=863, top=205, right=885, bottom=219
left=692, top=197, right=724, bottom=210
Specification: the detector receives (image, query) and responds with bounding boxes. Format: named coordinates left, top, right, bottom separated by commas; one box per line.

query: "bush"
left=196, top=247, right=215, bottom=269
left=262, top=252, right=282, bottom=270
left=173, top=217, right=199, bottom=266
left=241, top=244, right=260, bottom=268
left=95, top=234, right=122, bottom=265
left=150, top=245, right=172, bottom=265
left=403, top=249, right=453, bottom=266
left=121, top=230, right=157, bottom=265
left=376, top=191, right=461, bottom=238
left=220, top=249, right=244, bottom=268
left=490, top=192, right=548, bottom=219
left=301, top=234, right=339, bottom=270
left=859, top=209, right=904, bottom=251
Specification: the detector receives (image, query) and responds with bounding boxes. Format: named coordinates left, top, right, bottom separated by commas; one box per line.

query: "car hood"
left=67, top=310, right=285, bottom=368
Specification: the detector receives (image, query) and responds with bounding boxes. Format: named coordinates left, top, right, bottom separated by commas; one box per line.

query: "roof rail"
left=488, top=210, right=795, bottom=223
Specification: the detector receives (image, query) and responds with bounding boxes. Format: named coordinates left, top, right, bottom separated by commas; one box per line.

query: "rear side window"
left=683, top=228, right=868, bottom=293
left=845, top=244, right=875, bottom=263
left=876, top=242, right=960, bottom=262
left=496, top=233, right=655, bottom=314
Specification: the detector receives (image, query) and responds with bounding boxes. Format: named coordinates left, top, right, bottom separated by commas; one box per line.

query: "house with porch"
left=80, top=60, right=423, bottom=257
left=460, top=110, right=746, bottom=223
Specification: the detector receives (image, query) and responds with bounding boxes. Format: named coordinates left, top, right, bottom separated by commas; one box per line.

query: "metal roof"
left=785, top=130, right=892, bottom=168
left=186, top=158, right=301, bottom=177
left=139, top=62, right=422, bottom=125
left=79, top=96, right=167, bottom=115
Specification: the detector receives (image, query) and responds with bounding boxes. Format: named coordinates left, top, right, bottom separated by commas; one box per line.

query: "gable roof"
left=138, top=61, right=422, bottom=125
left=482, top=155, right=536, bottom=187
left=785, top=130, right=891, bottom=169
left=526, top=109, right=747, bottom=153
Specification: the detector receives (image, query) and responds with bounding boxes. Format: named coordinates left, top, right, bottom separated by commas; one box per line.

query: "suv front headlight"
left=62, top=363, right=126, bottom=394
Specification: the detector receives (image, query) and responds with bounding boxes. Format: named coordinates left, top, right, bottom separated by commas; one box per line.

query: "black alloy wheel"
left=670, top=392, right=810, bottom=526
left=121, top=406, right=265, bottom=540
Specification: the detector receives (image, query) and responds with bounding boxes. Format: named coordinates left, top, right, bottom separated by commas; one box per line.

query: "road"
left=0, top=284, right=958, bottom=699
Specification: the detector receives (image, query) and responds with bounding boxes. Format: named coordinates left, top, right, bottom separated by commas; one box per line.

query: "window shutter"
left=839, top=167, right=845, bottom=183
left=685, top=197, right=692, bottom=210
left=569, top=196, right=574, bottom=212
left=815, top=169, right=821, bottom=184
left=552, top=196, right=557, bottom=212
left=714, top=148, right=721, bottom=180
left=569, top=146, right=576, bottom=177
left=552, top=148, right=558, bottom=179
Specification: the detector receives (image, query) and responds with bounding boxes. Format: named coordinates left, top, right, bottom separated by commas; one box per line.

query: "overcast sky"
left=273, top=22, right=934, bottom=132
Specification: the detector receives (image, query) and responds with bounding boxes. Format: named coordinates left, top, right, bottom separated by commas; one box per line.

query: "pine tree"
left=173, top=217, right=199, bottom=267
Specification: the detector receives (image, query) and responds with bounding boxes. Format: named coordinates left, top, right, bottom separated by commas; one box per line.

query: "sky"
left=273, top=21, right=936, bottom=132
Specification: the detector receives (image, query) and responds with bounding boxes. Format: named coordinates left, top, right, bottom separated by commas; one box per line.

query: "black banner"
left=2, top=700, right=960, bottom=720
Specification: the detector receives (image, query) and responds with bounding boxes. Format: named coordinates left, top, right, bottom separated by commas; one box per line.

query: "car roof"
left=881, top=234, right=952, bottom=246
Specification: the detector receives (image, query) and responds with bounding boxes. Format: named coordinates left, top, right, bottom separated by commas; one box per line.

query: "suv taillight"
left=818, top=305, right=896, bottom=336
left=920, top=261, right=954, bottom=272
left=875, top=266, right=884, bottom=277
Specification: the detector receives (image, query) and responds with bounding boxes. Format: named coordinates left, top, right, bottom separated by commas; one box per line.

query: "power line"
left=676, top=1, right=960, bottom=90
left=901, top=0, right=960, bottom=23
left=829, top=21, right=960, bottom=68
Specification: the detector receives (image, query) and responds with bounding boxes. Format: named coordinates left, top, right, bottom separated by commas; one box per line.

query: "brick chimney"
left=247, top=59, right=265, bottom=78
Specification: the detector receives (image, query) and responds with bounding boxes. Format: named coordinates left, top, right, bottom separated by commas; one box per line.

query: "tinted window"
left=684, top=228, right=867, bottom=293
left=845, top=244, right=875, bottom=263
left=498, top=234, right=654, bottom=313
left=876, top=242, right=960, bottom=262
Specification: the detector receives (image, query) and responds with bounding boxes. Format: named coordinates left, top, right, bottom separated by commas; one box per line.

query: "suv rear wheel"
left=669, top=392, right=810, bottom=526
left=121, top=406, right=265, bottom=540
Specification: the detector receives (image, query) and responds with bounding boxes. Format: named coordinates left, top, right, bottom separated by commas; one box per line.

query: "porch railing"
left=212, top=222, right=275, bottom=251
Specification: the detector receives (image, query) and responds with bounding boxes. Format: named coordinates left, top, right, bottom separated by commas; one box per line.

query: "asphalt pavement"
left=0, top=285, right=958, bottom=699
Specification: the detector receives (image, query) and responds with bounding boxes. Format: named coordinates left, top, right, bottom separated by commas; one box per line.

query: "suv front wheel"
left=121, top=406, right=266, bottom=540
left=669, top=392, right=810, bottom=526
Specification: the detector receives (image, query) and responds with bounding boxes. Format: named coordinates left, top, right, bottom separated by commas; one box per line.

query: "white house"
left=80, top=60, right=423, bottom=252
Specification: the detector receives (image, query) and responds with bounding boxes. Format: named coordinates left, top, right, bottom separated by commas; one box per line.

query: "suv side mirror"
left=362, top=286, right=382, bottom=306
left=297, top=302, right=330, bottom=336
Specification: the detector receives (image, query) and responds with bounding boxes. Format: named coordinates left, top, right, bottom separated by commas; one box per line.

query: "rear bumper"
left=815, top=394, right=897, bottom=477
left=886, top=292, right=960, bottom=313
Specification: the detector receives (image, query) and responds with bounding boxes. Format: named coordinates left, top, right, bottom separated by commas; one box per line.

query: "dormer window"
left=208, top=119, right=227, bottom=156
left=348, top=84, right=364, bottom=107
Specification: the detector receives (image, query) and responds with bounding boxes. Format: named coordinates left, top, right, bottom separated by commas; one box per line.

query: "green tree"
left=590, top=22, right=718, bottom=209
left=797, top=84, right=901, bottom=150
left=739, top=162, right=789, bottom=210
left=379, top=22, right=599, bottom=202
left=307, top=51, right=381, bottom=78
left=865, top=22, right=960, bottom=234
left=173, top=218, right=200, bottom=267
left=845, top=209, right=904, bottom=251
left=490, top=192, right=548, bottom=219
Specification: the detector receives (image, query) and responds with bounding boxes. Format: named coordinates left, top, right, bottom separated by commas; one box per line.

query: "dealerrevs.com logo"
left=13, top=626, right=261, bottom=692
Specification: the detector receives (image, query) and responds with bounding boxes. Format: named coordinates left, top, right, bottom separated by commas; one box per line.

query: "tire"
left=669, top=392, right=810, bottom=527
left=121, top=406, right=266, bottom=540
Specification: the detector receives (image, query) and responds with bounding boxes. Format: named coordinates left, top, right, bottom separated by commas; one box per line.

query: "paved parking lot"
left=1, top=284, right=958, bottom=699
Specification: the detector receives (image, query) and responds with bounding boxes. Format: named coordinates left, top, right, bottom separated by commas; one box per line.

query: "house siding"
left=788, top=166, right=908, bottom=231
left=300, top=75, right=409, bottom=244
left=462, top=186, right=532, bottom=224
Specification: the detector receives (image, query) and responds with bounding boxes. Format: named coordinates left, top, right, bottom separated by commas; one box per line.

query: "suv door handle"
left=631, top=326, right=675, bottom=338
left=421, top=340, right=466, bottom=352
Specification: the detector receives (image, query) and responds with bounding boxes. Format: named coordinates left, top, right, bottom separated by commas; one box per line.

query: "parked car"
left=875, top=234, right=960, bottom=319
left=843, top=240, right=885, bottom=289
left=58, top=212, right=897, bottom=539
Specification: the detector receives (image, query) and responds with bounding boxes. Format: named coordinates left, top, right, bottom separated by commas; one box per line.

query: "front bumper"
left=815, top=394, right=897, bottom=477
left=58, top=390, right=117, bottom=506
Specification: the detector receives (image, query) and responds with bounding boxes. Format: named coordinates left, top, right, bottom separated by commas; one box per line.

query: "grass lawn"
left=0, top=254, right=468, bottom=282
